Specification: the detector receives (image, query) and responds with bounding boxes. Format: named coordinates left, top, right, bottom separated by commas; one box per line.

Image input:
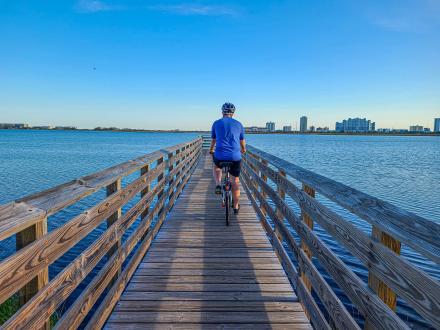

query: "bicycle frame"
left=222, top=165, right=233, bottom=226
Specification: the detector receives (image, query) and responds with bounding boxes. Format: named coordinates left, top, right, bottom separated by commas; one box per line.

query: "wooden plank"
left=129, top=276, right=290, bottom=284
left=100, top=152, right=309, bottom=330
left=15, top=217, right=50, bottom=330
left=368, top=227, right=401, bottom=311
left=140, top=164, right=150, bottom=221
left=152, top=243, right=272, bottom=248
left=245, top=154, right=440, bottom=329
left=246, top=145, right=440, bottom=265
left=136, top=263, right=283, bottom=270
left=145, top=251, right=277, bottom=258
left=85, top=153, right=199, bottom=330
left=107, top=311, right=310, bottom=323
left=366, top=227, right=401, bottom=329
left=118, top=291, right=297, bottom=301
left=4, top=181, right=167, bottom=330
left=134, top=268, right=288, bottom=277
left=104, top=323, right=313, bottom=330
left=242, top=175, right=332, bottom=330
left=0, top=202, right=46, bottom=241
left=0, top=138, right=200, bottom=241
left=242, top=161, right=409, bottom=330
left=106, top=178, right=122, bottom=283
left=55, top=154, right=199, bottom=330
left=142, top=257, right=280, bottom=263
left=0, top=162, right=165, bottom=305
left=125, top=283, right=294, bottom=292
left=300, top=184, right=314, bottom=303
left=114, top=300, right=303, bottom=312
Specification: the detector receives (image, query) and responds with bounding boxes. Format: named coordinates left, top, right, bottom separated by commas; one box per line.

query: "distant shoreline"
left=1, top=128, right=439, bottom=137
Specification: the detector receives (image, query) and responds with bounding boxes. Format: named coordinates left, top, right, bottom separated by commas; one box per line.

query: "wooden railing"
left=0, top=137, right=202, bottom=329
left=241, top=145, right=440, bottom=330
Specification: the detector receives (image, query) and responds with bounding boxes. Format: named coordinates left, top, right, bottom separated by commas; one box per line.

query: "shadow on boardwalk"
left=104, top=152, right=311, bottom=329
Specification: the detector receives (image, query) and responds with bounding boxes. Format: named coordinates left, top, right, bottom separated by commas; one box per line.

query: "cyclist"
left=209, top=102, right=246, bottom=214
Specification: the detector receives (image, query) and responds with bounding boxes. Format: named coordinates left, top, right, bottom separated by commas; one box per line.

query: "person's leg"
left=213, top=166, right=222, bottom=186
left=212, top=157, right=222, bottom=194
left=231, top=175, right=240, bottom=209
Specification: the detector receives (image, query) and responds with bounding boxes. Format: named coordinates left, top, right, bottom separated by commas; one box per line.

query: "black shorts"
left=213, top=157, right=241, bottom=177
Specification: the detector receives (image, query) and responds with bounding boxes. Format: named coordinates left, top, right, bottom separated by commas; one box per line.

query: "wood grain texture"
left=0, top=160, right=166, bottom=305
left=300, top=184, right=315, bottom=298
left=241, top=174, right=359, bottom=330
left=85, top=149, right=199, bottom=330
left=4, top=180, right=167, bottom=330
left=101, top=151, right=309, bottom=330
left=244, top=153, right=440, bottom=328
left=242, top=160, right=409, bottom=330
left=246, top=145, right=440, bottom=266
left=0, top=202, right=46, bottom=241
left=0, top=138, right=201, bottom=241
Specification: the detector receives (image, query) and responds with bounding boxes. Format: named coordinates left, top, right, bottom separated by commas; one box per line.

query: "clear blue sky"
left=1, top=0, right=439, bottom=130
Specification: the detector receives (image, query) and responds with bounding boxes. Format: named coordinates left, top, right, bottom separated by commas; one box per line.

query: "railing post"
left=300, top=183, right=315, bottom=319
left=16, top=219, right=50, bottom=329
left=274, top=169, right=286, bottom=241
left=366, top=227, right=401, bottom=329
left=140, top=164, right=150, bottom=221
left=246, top=154, right=259, bottom=200
left=106, top=179, right=122, bottom=281
left=15, top=219, right=50, bottom=329
left=157, top=156, right=165, bottom=214
left=260, top=158, right=268, bottom=218
left=168, top=152, right=175, bottom=200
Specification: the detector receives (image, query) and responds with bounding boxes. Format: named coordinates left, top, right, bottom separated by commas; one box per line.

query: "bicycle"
left=218, top=161, right=234, bottom=226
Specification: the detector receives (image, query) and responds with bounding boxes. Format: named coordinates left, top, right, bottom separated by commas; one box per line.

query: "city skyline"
left=1, top=1, right=440, bottom=130
left=3, top=116, right=440, bottom=133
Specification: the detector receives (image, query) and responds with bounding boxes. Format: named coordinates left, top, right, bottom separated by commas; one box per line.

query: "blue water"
left=1, top=130, right=439, bottom=328
left=245, top=134, right=440, bottom=329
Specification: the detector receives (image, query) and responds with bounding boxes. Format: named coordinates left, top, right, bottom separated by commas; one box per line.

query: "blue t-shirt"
left=211, top=117, right=245, bottom=161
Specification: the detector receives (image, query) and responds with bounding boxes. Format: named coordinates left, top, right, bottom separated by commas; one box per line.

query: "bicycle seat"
left=218, top=161, right=234, bottom=168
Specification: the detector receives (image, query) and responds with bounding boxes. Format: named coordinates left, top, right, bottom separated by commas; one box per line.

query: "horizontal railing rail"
left=0, top=137, right=202, bottom=329
left=241, top=145, right=440, bottom=330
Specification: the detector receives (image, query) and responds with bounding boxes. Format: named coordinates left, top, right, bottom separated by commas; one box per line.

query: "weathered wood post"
left=156, top=156, right=165, bottom=214
left=140, top=164, right=150, bottom=221
left=274, top=169, right=286, bottom=241
left=366, top=227, right=401, bottom=329
left=300, top=183, right=315, bottom=319
left=106, top=179, right=122, bottom=282
left=168, top=151, right=175, bottom=200
left=259, top=158, right=268, bottom=218
left=247, top=153, right=259, bottom=200
left=16, top=219, right=50, bottom=329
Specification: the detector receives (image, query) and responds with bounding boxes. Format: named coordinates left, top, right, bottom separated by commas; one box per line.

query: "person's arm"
left=240, top=139, right=246, bottom=154
left=209, top=139, right=216, bottom=154
left=210, top=123, right=216, bottom=154
left=239, top=124, right=246, bottom=154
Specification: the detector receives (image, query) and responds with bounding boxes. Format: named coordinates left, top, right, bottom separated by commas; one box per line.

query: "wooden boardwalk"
left=105, top=152, right=312, bottom=329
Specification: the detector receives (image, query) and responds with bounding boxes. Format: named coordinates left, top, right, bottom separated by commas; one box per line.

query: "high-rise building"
left=300, top=116, right=308, bottom=132
left=434, top=118, right=440, bottom=133
left=283, top=126, right=292, bottom=132
left=409, top=125, right=424, bottom=132
left=335, top=118, right=375, bottom=133
left=266, top=122, right=275, bottom=132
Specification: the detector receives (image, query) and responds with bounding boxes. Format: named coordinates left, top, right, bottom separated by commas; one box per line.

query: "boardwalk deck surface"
left=105, top=152, right=312, bottom=329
